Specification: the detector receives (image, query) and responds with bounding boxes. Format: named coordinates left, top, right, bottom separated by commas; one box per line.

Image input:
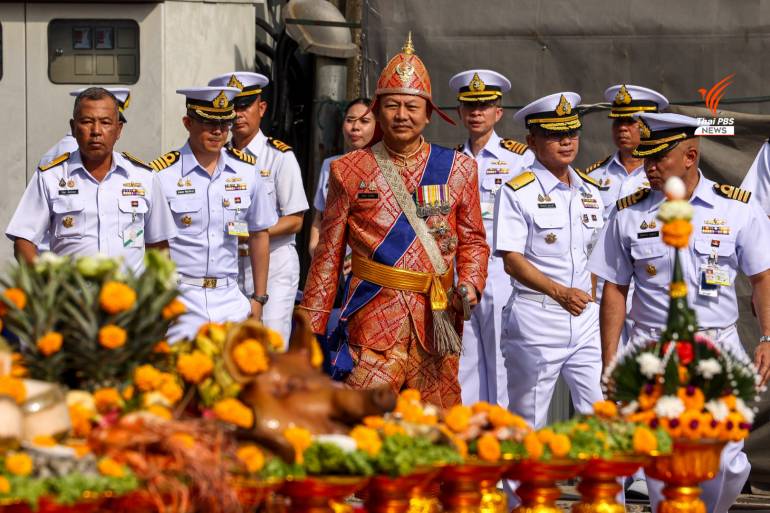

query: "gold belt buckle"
left=202, top=277, right=218, bottom=288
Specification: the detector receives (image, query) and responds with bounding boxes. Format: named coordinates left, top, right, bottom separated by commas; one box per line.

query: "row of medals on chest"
left=176, top=177, right=245, bottom=227
left=537, top=191, right=600, bottom=245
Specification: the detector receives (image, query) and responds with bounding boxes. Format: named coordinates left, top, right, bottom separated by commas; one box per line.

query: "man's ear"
left=182, top=116, right=192, bottom=131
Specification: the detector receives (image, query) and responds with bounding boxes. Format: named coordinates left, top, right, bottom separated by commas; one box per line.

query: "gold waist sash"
left=351, top=254, right=453, bottom=311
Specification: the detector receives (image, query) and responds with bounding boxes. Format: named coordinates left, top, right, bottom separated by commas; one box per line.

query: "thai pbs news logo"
left=695, top=73, right=735, bottom=136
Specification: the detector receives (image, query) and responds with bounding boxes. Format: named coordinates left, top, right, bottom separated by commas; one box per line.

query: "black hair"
left=345, top=97, right=372, bottom=116
left=72, top=87, right=120, bottom=120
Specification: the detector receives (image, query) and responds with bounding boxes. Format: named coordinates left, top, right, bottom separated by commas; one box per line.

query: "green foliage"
left=301, top=443, right=374, bottom=477
left=0, top=471, right=139, bottom=508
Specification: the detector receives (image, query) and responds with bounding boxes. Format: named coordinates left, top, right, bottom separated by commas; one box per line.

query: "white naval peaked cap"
left=177, top=86, right=240, bottom=121
left=514, top=92, right=582, bottom=132
left=448, top=69, right=511, bottom=102
left=604, top=84, right=669, bottom=118
left=208, top=72, right=269, bottom=106
left=70, top=87, right=132, bottom=121
left=632, top=112, right=701, bottom=158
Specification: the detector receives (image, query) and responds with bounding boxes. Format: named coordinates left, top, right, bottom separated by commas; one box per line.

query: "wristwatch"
left=251, top=294, right=269, bottom=305
left=760, top=335, right=770, bottom=344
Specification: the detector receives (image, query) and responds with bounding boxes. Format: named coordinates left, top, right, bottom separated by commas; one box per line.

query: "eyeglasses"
left=194, top=119, right=233, bottom=130
left=542, top=129, right=580, bottom=142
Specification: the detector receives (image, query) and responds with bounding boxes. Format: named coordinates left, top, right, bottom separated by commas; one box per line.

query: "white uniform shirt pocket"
left=222, top=193, right=252, bottom=231
left=169, top=198, right=204, bottom=235
left=52, top=198, right=85, bottom=239
left=630, top=240, right=669, bottom=286
left=530, top=213, right=569, bottom=256
left=117, top=197, right=149, bottom=233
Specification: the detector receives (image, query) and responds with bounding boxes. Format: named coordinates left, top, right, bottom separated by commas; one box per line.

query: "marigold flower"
left=549, top=434, right=571, bottom=458
left=0, top=288, right=27, bottom=316
left=169, top=433, right=195, bottom=449
left=5, top=452, right=32, bottom=476
left=69, top=404, right=93, bottom=438
left=396, top=400, right=424, bottom=423
left=488, top=405, right=516, bottom=428
left=593, top=400, right=618, bottom=418
left=523, top=432, right=543, bottom=460
left=122, top=385, right=134, bottom=401
left=677, top=386, right=705, bottom=412
left=36, top=331, right=63, bottom=357
left=700, top=413, right=720, bottom=439
left=98, top=324, right=127, bottom=349
left=177, top=350, right=214, bottom=384
left=93, top=387, right=122, bottom=413
left=31, top=435, right=57, bottom=447
left=536, top=428, right=555, bottom=444
left=383, top=422, right=407, bottom=436
left=721, top=395, right=737, bottom=410
left=214, top=398, right=253, bottom=429
left=153, top=341, right=171, bottom=354
left=363, top=416, right=385, bottom=429
left=628, top=410, right=656, bottom=425
left=638, top=384, right=663, bottom=411
left=0, top=376, right=26, bottom=404
left=453, top=437, right=468, bottom=459
left=10, top=353, right=27, bottom=378
left=237, top=445, right=265, bottom=473
left=232, top=339, right=269, bottom=375
left=350, top=426, right=382, bottom=457
left=661, top=219, right=692, bottom=249
left=284, top=426, right=313, bottom=464
left=471, top=401, right=493, bottom=415
left=444, top=405, right=472, bottom=433
left=0, top=475, right=10, bottom=494
left=97, top=457, right=125, bottom=478
left=632, top=426, right=658, bottom=454
left=146, top=404, right=172, bottom=420
left=159, top=377, right=183, bottom=404
left=99, top=281, right=137, bottom=314
left=265, top=328, right=285, bottom=352
left=722, top=412, right=747, bottom=442
left=681, top=410, right=702, bottom=440
left=477, top=433, right=501, bottom=462
left=662, top=417, right=683, bottom=438
left=162, top=298, right=187, bottom=320
left=134, top=365, right=163, bottom=392
left=400, top=389, right=421, bottom=403
left=67, top=442, right=91, bottom=458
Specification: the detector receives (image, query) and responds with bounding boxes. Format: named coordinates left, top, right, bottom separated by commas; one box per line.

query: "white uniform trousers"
left=459, top=255, right=512, bottom=407
left=628, top=324, right=751, bottom=513
left=167, top=280, right=251, bottom=343
left=501, top=294, right=603, bottom=428
left=238, top=243, right=299, bottom=347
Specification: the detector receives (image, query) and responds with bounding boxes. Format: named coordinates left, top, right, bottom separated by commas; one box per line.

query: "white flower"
left=621, top=401, right=639, bottom=417
left=657, top=199, right=693, bottom=223
left=313, top=434, right=356, bottom=453
left=654, top=396, right=685, bottom=419
left=696, top=358, right=722, bottom=380
left=705, top=400, right=729, bottom=422
left=637, top=352, right=664, bottom=379
left=664, top=176, right=687, bottom=200
left=735, top=398, right=755, bottom=425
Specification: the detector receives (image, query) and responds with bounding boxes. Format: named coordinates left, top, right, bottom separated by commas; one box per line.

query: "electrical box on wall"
left=48, top=19, right=139, bottom=84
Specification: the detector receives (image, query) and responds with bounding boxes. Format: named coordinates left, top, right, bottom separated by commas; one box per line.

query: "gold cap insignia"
left=395, top=61, right=415, bottom=85
left=213, top=91, right=229, bottom=109
left=469, top=72, right=485, bottom=92
left=228, top=74, right=244, bottom=90
left=614, top=84, right=632, bottom=105
left=639, top=119, right=651, bottom=139
left=555, top=94, right=572, bottom=116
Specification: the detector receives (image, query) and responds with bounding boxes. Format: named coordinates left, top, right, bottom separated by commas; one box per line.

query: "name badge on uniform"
left=537, top=194, right=556, bottom=209
left=59, top=189, right=79, bottom=196
left=357, top=192, right=379, bottom=200
left=176, top=189, right=196, bottom=195
left=227, top=221, right=249, bottom=237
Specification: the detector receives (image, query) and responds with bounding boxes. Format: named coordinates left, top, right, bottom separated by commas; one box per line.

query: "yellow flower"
left=537, top=428, right=554, bottom=444
left=237, top=445, right=265, bottom=473
left=67, top=442, right=91, bottom=458
left=284, top=426, right=313, bottom=464
left=363, top=416, right=385, bottom=429
left=477, top=433, right=501, bottom=462
left=162, top=298, right=187, bottom=320
left=701, top=413, right=721, bottom=439
left=397, top=400, right=424, bottom=423
left=310, top=337, right=324, bottom=369
left=93, top=387, right=122, bottom=413
left=177, top=350, right=214, bottom=384
left=134, top=365, right=163, bottom=392
left=548, top=434, right=571, bottom=458
left=232, top=339, right=269, bottom=375
left=523, top=432, right=543, bottom=460
left=69, top=404, right=93, bottom=438
left=31, top=435, right=57, bottom=447
left=400, top=389, right=421, bottom=403
left=471, top=401, right=492, bottom=415
left=146, top=404, right=172, bottom=420
left=0, top=288, right=27, bottom=315
left=0, top=475, right=10, bottom=494
left=453, top=437, right=468, bottom=459
left=350, top=426, right=382, bottom=457
left=593, top=400, right=618, bottom=418
left=662, top=219, right=693, bottom=249
left=488, top=405, right=518, bottom=429
left=122, top=385, right=134, bottom=401
left=639, top=384, right=663, bottom=411
left=721, top=395, right=737, bottom=410
left=444, top=405, right=472, bottom=433
left=383, top=422, right=407, bottom=436
left=153, top=341, right=171, bottom=354
left=170, top=433, right=195, bottom=449
left=632, top=426, right=658, bottom=454
left=97, top=457, right=125, bottom=478
left=5, top=452, right=32, bottom=476
left=213, top=398, right=253, bottom=429
left=36, top=331, right=63, bottom=357
left=158, top=377, right=183, bottom=404
left=98, top=325, right=127, bottom=349
left=0, top=376, right=26, bottom=404
left=10, top=353, right=27, bottom=378
left=99, top=281, right=137, bottom=314
left=681, top=410, right=703, bottom=440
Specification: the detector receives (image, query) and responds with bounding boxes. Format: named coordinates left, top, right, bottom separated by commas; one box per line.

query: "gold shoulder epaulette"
left=121, top=152, right=152, bottom=171
left=616, top=188, right=651, bottom=211
left=500, top=138, right=528, bottom=155
left=583, top=155, right=612, bottom=174
left=576, top=168, right=609, bottom=191
left=455, top=143, right=464, bottom=152
left=713, top=183, right=751, bottom=203
left=149, top=151, right=180, bottom=172
left=268, top=137, right=292, bottom=153
left=505, top=171, right=536, bottom=191
left=227, top=147, right=256, bottom=165
left=39, top=152, right=71, bottom=172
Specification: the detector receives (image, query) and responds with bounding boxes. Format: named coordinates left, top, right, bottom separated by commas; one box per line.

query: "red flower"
left=676, top=342, right=694, bottom=365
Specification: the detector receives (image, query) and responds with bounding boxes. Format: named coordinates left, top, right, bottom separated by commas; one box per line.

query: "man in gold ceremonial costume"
left=300, top=34, right=489, bottom=406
